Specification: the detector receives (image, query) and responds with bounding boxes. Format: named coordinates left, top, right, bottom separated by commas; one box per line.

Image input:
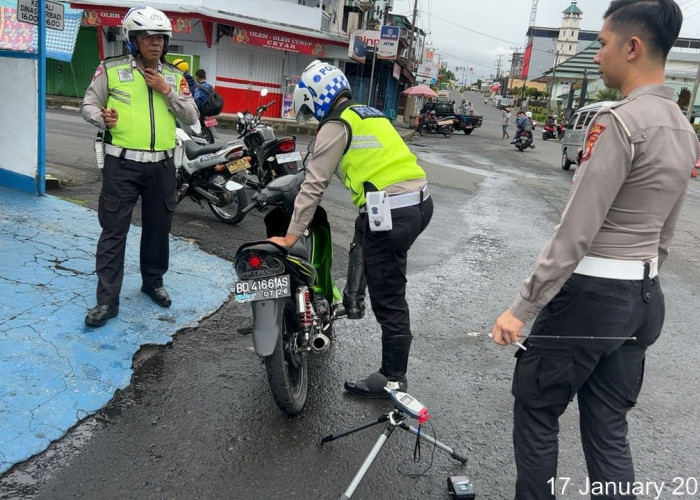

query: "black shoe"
left=344, top=372, right=407, bottom=399
left=141, top=286, right=172, bottom=307
left=530, top=144, right=536, bottom=149
left=85, top=304, right=119, bottom=327
left=342, top=300, right=365, bottom=319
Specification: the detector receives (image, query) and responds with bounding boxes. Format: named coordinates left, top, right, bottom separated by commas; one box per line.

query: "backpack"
left=523, top=118, right=533, bottom=132
left=198, top=84, right=224, bottom=116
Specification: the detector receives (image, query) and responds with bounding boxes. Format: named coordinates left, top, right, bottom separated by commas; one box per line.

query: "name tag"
left=118, top=68, right=134, bottom=82
left=164, top=74, right=177, bottom=91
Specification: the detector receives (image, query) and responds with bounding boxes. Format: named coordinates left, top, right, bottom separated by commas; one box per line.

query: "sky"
left=390, top=0, right=700, bottom=82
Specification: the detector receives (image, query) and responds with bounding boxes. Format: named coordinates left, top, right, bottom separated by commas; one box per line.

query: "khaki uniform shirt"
left=511, top=84, right=699, bottom=322
left=287, top=121, right=426, bottom=236
left=82, top=55, right=198, bottom=131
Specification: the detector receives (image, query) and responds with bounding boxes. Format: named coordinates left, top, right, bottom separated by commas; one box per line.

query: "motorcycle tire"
left=517, top=143, right=525, bottom=152
left=464, top=129, right=473, bottom=135
left=443, top=126, right=454, bottom=138
left=265, top=301, right=308, bottom=415
left=418, top=125, right=428, bottom=137
left=207, top=172, right=249, bottom=224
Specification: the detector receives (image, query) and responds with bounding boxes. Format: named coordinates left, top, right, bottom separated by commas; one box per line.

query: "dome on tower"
left=563, top=1, right=583, bottom=15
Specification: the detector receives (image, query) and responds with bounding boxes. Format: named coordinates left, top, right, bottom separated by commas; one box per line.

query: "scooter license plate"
left=204, top=117, right=218, bottom=127
left=226, top=158, right=251, bottom=174
left=234, top=275, right=291, bottom=302
left=275, top=151, right=302, bottom=164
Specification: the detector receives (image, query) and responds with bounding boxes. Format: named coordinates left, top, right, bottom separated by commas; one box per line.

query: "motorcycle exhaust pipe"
left=310, top=332, right=331, bottom=353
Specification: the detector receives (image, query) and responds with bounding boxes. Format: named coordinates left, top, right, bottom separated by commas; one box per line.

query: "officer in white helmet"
left=81, top=6, right=198, bottom=327
left=268, top=60, right=433, bottom=398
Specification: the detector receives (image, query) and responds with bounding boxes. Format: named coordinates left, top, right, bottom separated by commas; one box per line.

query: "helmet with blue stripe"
left=293, top=60, right=351, bottom=124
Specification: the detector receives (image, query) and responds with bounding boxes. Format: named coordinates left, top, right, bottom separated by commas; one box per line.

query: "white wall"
left=0, top=58, right=38, bottom=190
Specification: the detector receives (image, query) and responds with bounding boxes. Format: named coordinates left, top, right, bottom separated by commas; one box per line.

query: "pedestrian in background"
left=491, top=0, right=698, bottom=498
left=82, top=6, right=198, bottom=327
left=501, top=107, right=511, bottom=139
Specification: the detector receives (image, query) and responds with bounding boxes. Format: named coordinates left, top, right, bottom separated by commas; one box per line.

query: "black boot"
left=344, top=335, right=412, bottom=399
left=342, top=242, right=366, bottom=319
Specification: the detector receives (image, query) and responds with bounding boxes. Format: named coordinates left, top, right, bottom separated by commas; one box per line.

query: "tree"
left=595, top=88, right=621, bottom=101
left=677, top=87, right=691, bottom=110
left=437, top=67, right=455, bottom=86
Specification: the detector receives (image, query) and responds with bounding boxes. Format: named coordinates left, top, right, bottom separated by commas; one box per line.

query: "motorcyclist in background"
left=511, top=110, right=536, bottom=148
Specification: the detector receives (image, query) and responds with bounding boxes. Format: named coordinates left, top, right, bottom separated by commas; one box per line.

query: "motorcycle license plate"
left=204, top=117, right=218, bottom=127
left=234, top=275, right=291, bottom=302
left=275, top=151, right=302, bottom=164
left=226, top=157, right=251, bottom=174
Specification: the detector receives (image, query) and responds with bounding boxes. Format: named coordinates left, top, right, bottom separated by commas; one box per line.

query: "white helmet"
left=293, top=60, right=351, bottom=124
left=122, top=6, right=172, bottom=56
left=525, top=111, right=532, bottom=118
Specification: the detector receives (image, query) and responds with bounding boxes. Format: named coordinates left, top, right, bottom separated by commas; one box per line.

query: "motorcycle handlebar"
left=241, top=201, right=258, bottom=214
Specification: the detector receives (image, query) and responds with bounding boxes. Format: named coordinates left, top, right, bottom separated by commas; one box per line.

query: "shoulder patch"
left=92, top=64, right=104, bottom=82
left=179, top=76, right=191, bottom=96
left=580, top=123, right=606, bottom=162
left=350, top=106, right=385, bottom=119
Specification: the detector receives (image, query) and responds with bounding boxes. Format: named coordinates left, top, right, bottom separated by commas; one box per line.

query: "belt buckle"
left=142, top=151, right=154, bottom=162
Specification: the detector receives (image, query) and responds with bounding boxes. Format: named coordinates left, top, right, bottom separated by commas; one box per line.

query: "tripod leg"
left=397, top=422, right=468, bottom=463
left=341, top=423, right=396, bottom=499
left=321, top=414, right=389, bottom=443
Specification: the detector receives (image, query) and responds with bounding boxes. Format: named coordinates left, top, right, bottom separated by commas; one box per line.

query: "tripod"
left=321, top=407, right=468, bottom=499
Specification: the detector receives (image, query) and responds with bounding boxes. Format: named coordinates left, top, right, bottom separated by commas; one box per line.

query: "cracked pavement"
left=0, top=187, right=235, bottom=474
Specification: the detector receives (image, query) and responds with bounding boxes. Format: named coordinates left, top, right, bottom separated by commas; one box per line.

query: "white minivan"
left=561, top=101, right=617, bottom=170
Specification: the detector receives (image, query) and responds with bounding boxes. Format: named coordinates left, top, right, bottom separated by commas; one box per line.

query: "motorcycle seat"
left=185, top=141, right=223, bottom=159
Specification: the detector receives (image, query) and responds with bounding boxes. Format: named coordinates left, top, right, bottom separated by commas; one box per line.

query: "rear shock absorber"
left=296, top=286, right=313, bottom=328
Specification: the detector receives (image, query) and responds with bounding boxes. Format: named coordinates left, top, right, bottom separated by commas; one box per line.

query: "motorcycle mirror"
left=225, top=179, right=244, bottom=191
left=237, top=112, right=244, bottom=120
left=260, top=88, right=269, bottom=97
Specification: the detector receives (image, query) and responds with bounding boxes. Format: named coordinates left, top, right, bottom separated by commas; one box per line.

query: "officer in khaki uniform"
left=268, top=60, right=433, bottom=398
left=82, top=6, right=198, bottom=327
left=491, top=1, right=698, bottom=498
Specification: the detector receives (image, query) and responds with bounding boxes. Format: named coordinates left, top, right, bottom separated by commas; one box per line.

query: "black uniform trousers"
left=512, top=272, right=664, bottom=500
left=95, top=154, right=176, bottom=306
left=353, top=195, right=433, bottom=338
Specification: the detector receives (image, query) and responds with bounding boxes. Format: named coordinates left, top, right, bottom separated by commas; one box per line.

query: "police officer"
left=82, top=6, right=198, bottom=327
left=268, top=60, right=433, bottom=398
left=491, top=1, right=698, bottom=498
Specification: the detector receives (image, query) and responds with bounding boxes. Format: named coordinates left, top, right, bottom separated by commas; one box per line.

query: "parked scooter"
left=417, top=112, right=454, bottom=137
left=173, top=127, right=250, bottom=224
left=542, top=124, right=557, bottom=141
left=177, top=116, right=217, bottom=146
left=236, top=89, right=302, bottom=188
left=233, top=164, right=343, bottom=414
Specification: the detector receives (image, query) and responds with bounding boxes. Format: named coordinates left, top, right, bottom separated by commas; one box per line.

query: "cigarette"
left=488, top=333, right=527, bottom=350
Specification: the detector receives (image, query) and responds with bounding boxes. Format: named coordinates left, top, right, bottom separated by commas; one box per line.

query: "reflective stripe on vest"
left=339, top=105, right=425, bottom=207
left=105, top=57, right=178, bottom=151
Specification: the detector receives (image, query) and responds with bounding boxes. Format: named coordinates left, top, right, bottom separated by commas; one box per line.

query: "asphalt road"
left=2, top=92, right=700, bottom=499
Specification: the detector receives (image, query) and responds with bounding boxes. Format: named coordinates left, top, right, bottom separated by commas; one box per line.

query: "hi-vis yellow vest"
left=325, top=101, right=425, bottom=207
left=105, top=56, right=180, bottom=151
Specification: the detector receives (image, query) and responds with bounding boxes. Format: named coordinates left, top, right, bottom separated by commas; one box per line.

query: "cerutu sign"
left=16, top=0, right=65, bottom=31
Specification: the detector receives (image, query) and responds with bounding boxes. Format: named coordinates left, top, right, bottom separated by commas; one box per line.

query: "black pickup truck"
left=419, top=101, right=483, bottom=135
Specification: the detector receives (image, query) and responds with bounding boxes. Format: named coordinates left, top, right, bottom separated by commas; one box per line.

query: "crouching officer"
left=82, top=6, right=198, bottom=327
left=491, top=0, right=698, bottom=497
left=268, top=60, right=433, bottom=398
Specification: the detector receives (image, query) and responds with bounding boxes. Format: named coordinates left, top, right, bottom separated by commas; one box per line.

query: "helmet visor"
left=295, top=103, right=315, bottom=125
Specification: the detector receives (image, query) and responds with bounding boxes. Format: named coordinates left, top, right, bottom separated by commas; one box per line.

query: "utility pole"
left=406, top=0, right=419, bottom=73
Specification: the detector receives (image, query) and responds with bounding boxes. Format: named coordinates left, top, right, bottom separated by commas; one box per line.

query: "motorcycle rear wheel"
left=443, top=126, right=453, bottom=138
left=418, top=125, right=428, bottom=136
left=265, top=302, right=308, bottom=414
left=207, top=172, right=248, bottom=224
